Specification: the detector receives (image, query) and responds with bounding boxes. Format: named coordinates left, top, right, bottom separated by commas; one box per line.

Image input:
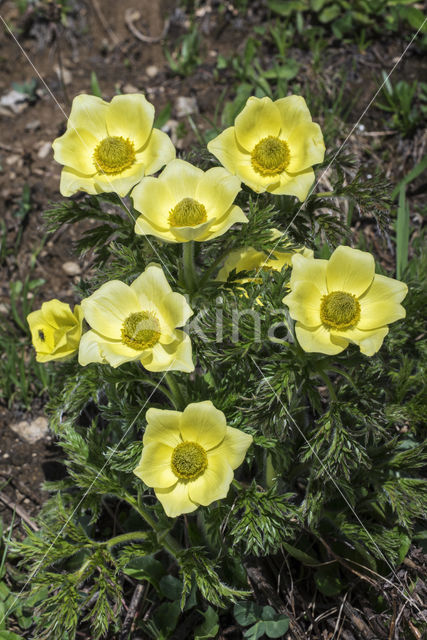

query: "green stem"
left=183, top=241, right=196, bottom=292
left=315, top=191, right=334, bottom=198
left=124, top=492, right=182, bottom=557
left=316, top=369, right=338, bottom=403
left=198, top=243, right=232, bottom=290
left=105, top=531, right=148, bottom=549
left=140, top=375, right=177, bottom=408
left=164, top=372, right=186, bottom=410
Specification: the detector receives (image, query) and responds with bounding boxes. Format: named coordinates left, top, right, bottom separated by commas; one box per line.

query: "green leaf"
left=194, top=606, right=220, bottom=639
left=153, top=102, right=172, bottom=129
left=264, top=617, right=290, bottom=638
left=90, top=71, right=102, bottom=98
left=234, top=601, right=263, bottom=626
left=159, top=575, right=183, bottom=601
left=0, top=632, right=26, bottom=640
left=314, top=565, right=344, bottom=596
left=244, top=621, right=266, bottom=640
left=396, top=185, right=409, bottom=279
left=319, top=4, right=341, bottom=22
left=152, top=600, right=181, bottom=635
left=282, top=542, right=319, bottom=566
left=122, top=555, right=165, bottom=588
left=267, top=0, right=308, bottom=16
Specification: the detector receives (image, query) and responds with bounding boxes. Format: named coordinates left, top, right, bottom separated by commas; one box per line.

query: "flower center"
left=93, top=136, right=136, bottom=174
left=121, top=311, right=161, bottom=350
left=168, top=197, right=207, bottom=227
left=251, top=136, right=290, bottom=177
left=320, top=291, right=361, bottom=330
left=171, top=441, right=208, bottom=480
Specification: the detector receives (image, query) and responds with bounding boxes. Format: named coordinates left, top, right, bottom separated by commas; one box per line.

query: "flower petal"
left=269, top=167, right=315, bottom=201
left=201, top=205, right=248, bottom=241
left=287, top=121, right=325, bottom=172
left=159, top=159, right=203, bottom=202
left=181, top=401, right=227, bottom=450
left=331, top=326, right=389, bottom=356
left=327, top=246, right=375, bottom=297
left=210, top=426, right=253, bottom=470
left=78, top=330, right=105, bottom=365
left=106, top=94, right=154, bottom=149
left=143, top=408, right=182, bottom=447
left=132, top=177, right=175, bottom=230
left=143, top=331, right=194, bottom=373
left=130, top=264, right=172, bottom=306
left=155, top=481, right=198, bottom=517
left=290, top=254, right=328, bottom=295
left=234, top=96, right=281, bottom=151
left=358, top=274, right=408, bottom=330
left=295, top=323, right=348, bottom=355
left=67, top=94, right=109, bottom=139
left=59, top=166, right=98, bottom=197
left=81, top=281, right=139, bottom=337
left=133, top=442, right=176, bottom=488
left=161, top=291, right=194, bottom=328
left=138, top=128, right=176, bottom=176
left=195, top=167, right=241, bottom=216
left=52, top=128, right=99, bottom=175
left=93, top=162, right=145, bottom=197
left=170, top=219, right=216, bottom=242
left=96, top=336, right=145, bottom=367
left=283, top=282, right=322, bottom=326
left=275, top=95, right=314, bottom=134
left=188, top=455, right=233, bottom=506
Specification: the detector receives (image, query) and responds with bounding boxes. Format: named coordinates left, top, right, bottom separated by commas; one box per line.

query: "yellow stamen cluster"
left=121, top=311, right=161, bottom=350
left=251, top=136, right=290, bottom=177
left=171, top=441, right=208, bottom=479
left=93, top=136, right=136, bottom=174
left=320, top=291, right=361, bottom=330
left=168, top=197, right=207, bottom=228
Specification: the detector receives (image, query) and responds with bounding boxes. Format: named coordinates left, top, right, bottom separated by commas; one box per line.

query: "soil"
left=0, top=0, right=426, bottom=637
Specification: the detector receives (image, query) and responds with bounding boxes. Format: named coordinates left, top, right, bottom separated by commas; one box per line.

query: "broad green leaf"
left=234, top=601, right=263, bottom=626
left=244, top=621, right=266, bottom=640
left=314, top=565, right=344, bottom=596
left=264, top=617, right=290, bottom=638
left=159, top=575, right=183, bottom=601
left=319, top=4, right=341, bottom=22
left=282, top=542, right=319, bottom=566
left=122, top=555, right=165, bottom=588
left=194, top=606, right=220, bottom=639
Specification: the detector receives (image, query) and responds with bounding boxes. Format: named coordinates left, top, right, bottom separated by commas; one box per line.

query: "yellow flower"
left=27, top=300, right=83, bottom=363
left=133, top=401, right=253, bottom=517
left=283, top=246, right=408, bottom=356
left=52, top=93, right=175, bottom=197
left=216, top=229, right=313, bottom=282
left=207, top=95, right=325, bottom=201
left=78, top=264, right=194, bottom=372
left=132, top=159, right=247, bottom=242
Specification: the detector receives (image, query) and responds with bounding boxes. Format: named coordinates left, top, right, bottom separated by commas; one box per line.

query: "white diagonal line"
left=249, top=355, right=424, bottom=615
left=255, top=17, right=427, bottom=275
left=0, top=14, right=173, bottom=280
left=0, top=367, right=173, bottom=625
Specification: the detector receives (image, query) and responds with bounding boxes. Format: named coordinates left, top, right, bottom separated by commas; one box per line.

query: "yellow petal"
left=269, top=167, right=315, bottom=201
left=181, top=401, right=226, bottom=450
left=78, top=330, right=105, bottom=365
left=161, top=291, right=194, bottom=328
left=287, top=122, right=325, bottom=172
left=93, top=162, right=145, bottom=197
left=132, top=176, right=175, bottom=230
left=138, top=128, right=176, bottom=176
left=41, top=299, right=78, bottom=328
left=59, top=166, right=98, bottom=197
left=67, top=94, right=109, bottom=139
left=275, top=95, right=313, bottom=137
left=81, top=281, right=139, bottom=337
left=130, top=264, right=172, bottom=306
left=283, top=282, right=322, bottom=327
left=234, top=96, right=281, bottom=151
left=233, top=151, right=280, bottom=192
left=331, top=326, right=389, bottom=356
left=290, top=254, right=328, bottom=295
left=159, top=159, right=203, bottom=202
left=143, top=331, right=194, bottom=373
left=98, top=337, right=145, bottom=367
left=358, top=274, right=407, bottom=330
left=327, top=246, right=375, bottom=297
left=52, top=128, right=98, bottom=175
left=216, top=247, right=265, bottom=281
left=143, top=408, right=182, bottom=447
left=106, top=94, right=154, bottom=149
left=134, top=217, right=177, bottom=242
left=133, top=442, right=176, bottom=488
left=170, top=219, right=215, bottom=242
left=155, top=481, right=198, bottom=517
left=210, top=426, right=253, bottom=470
left=188, top=455, right=233, bottom=506
left=295, top=323, right=348, bottom=355
left=202, top=205, right=248, bottom=241
left=195, top=166, right=241, bottom=216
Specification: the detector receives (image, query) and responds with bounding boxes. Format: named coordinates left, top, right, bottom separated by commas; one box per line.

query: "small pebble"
left=62, top=261, right=81, bottom=276
left=146, top=65, right=158, bottom=78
